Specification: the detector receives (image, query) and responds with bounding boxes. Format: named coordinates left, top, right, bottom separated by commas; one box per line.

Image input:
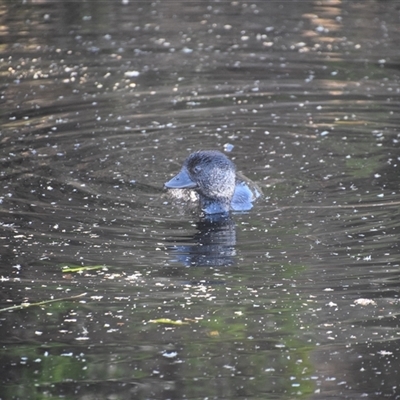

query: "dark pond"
left=1, top=0, right=400, bottom=399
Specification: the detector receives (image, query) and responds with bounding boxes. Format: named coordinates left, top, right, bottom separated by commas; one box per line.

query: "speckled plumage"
left=165, top=150, right=260, bottom=215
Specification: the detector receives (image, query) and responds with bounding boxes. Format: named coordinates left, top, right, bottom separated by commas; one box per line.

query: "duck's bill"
left=164, top=169, right=197, bottom=189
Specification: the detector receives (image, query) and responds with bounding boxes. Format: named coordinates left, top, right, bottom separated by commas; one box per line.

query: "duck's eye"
left=193, top=165, right=202, bottom=174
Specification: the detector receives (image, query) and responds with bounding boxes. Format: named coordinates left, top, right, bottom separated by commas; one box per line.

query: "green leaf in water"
left=149, top=318, right=189, bottom=325
left=61, top=265, right=108, bottom=273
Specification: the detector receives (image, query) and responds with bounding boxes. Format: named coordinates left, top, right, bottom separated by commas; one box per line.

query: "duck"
left=164, top=150, right=261, bottom=214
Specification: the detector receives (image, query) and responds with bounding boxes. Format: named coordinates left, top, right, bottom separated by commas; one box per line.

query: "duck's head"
left=164, top=150, right=236, bottom=214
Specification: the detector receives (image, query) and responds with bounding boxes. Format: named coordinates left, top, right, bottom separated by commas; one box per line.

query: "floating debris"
left=149, top=318, right=189, bottom=326
left=354, top=298, right=377, bottom=306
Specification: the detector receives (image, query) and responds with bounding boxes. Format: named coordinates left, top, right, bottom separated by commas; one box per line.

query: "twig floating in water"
left=0, top=292, right=87, bottom=313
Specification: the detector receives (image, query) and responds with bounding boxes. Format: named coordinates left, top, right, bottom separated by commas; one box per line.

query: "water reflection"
left=168, top=214, right=236, bottom=268
left=1, top=0, right=400, bottom=399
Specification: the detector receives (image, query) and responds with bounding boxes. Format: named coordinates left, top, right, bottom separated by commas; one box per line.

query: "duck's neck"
left=199, top=195, right=231, bottom=214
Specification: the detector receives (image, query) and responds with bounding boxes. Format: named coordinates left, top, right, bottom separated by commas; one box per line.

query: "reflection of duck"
left=164, top=150, right=261, bottom=214
left=169, top=214, right=237, bottom=267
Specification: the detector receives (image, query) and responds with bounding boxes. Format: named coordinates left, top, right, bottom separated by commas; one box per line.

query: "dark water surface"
left=1, top=1, right=400, bottom=399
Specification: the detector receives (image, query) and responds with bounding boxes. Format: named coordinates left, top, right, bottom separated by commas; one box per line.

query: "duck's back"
left=231, top=173, right=262, bottom=211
